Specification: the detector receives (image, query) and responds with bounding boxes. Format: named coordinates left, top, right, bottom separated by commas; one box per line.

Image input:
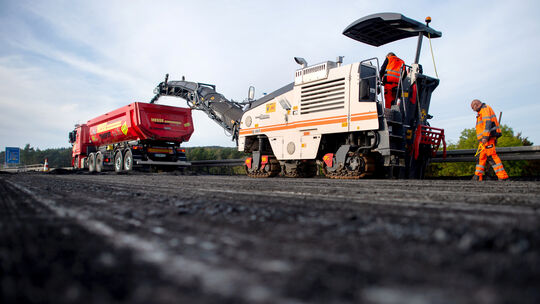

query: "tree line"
left=185, top=146, right=245, bottom=161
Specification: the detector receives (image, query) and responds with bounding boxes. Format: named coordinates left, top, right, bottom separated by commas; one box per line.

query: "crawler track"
left=1, top=172, right=540, bottom=303
left=245, top=158, right=281, bottom=178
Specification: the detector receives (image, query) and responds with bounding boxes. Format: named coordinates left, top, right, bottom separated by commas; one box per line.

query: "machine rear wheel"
left=322, top=152, right=375, bottom=179
left=245, top=156, right=280, bottom=178
left=114, top=151, right=123, bottom=172
left=88, top=153, right=96, bottom=172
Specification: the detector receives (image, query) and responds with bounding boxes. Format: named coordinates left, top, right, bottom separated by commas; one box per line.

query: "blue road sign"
left=5, top=147, right=20, bottom=164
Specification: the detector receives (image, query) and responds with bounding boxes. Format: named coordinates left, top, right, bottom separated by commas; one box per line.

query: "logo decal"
left=266, top=102, right=276, bottom=113
left=421, top=109, right=427, bottom=121
left=97, top=121, right=122, bottom=133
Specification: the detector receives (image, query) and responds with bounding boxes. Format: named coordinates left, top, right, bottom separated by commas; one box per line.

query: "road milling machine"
left=150, top=13, right=446, bottom=178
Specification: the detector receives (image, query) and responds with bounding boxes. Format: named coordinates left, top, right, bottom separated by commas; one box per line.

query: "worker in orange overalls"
left=471, top=99, right=509, bottom=181
left=379, top=52, right=405, bottom=109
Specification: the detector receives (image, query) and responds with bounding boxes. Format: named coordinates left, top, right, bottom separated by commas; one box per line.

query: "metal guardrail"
left=190, top=146, right=540, bottom=166
left=191, top=146, right=540, bottom=166
left=432, top=146, right=540, bottom=163
left=0, top=164, right=45, bottom=172
left=190, top=159, right=245, bottom=167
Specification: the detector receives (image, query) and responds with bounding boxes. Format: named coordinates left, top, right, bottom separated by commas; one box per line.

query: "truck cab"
left=69, top=124, right=90, bottom=169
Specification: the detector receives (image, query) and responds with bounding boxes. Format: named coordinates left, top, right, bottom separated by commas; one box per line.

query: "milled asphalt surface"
left=1, top=171, right=539, bottom=304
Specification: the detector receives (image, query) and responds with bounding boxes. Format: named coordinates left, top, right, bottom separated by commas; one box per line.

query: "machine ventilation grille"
left=300, top=78, right=345, bottom=114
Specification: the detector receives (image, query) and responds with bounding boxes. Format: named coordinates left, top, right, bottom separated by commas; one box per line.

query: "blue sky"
left=1, top=0, right=539, bottom=152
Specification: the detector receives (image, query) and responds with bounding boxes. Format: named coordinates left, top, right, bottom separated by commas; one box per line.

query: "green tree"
left=428, top=124, right=537, bottom=177
left=185, top=146, right=246, bottom=175
left=185, top=146, right=245, bottom=161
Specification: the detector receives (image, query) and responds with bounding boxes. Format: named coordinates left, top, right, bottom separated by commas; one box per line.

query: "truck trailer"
left=69, top=102, right=194, bottom=172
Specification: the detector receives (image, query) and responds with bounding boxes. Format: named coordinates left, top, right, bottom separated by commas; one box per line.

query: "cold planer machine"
left=150, top=13, right=446, bottom=178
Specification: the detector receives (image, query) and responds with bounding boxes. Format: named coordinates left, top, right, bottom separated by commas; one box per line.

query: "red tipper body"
left=86, top=102, right=193, bottom=146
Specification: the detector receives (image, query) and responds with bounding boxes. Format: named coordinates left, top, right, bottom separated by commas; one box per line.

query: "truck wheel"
left=88, top=153, right=96, bottom=172
left=74, top=156, right=79, bottom=169
left=123, top=150, right=133, bottom=171
left=96, top=152, right=104, bottom=173
left=114, top=151, right=123, bottom=172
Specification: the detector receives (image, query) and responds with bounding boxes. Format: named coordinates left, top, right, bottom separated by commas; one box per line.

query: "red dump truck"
left=69, top=102, right=194, bottom=172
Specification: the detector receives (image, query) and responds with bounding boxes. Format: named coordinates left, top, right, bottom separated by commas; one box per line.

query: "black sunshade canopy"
left=343, top=13, right=442, bottom=46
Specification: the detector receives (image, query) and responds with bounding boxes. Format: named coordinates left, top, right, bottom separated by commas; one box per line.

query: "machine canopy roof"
left=343, top=13, right=442, bottom=46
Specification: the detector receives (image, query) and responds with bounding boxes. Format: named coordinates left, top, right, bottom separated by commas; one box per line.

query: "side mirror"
left=248, top=86, right=255, bottom=101
left=68, top=131, right=75, bottom=143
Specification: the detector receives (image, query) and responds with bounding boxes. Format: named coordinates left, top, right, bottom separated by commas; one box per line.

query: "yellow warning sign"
left=121, top=122, right=128, bottom=135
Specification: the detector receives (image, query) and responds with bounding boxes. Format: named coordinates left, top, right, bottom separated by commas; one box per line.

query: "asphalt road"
left=1, top=171, right=539, bottom=304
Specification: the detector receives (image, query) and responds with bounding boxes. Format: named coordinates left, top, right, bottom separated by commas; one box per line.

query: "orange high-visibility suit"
left=380, top=55, right=405, bottom=108
left=474, top=103, right=508, bottom=180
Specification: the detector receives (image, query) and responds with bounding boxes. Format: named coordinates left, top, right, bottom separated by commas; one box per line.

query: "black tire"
left=123, top=150, right=133, bottom=171
left=114, top=151, right=123, bottom=172
left=88, top=153, right=96, bottom=172
left=96, top=152, right=104, bottom=173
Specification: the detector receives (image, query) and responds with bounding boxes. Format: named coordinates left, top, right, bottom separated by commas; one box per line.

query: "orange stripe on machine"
left=350, top=114, right=378, bottom=121
left=239, top=112, right=377, bottom=135
left=241, top=114, right=348, bottom=132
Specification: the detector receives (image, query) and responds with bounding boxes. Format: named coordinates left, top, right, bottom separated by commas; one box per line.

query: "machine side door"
left=269, top=136, right=284, bottom=159
left=300, top=134, right=321, bottom=159
left=349, top=62, right=379, bottom=131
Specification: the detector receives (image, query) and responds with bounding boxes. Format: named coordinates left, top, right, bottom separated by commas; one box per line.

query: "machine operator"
left=379, top=52, right=405, bottom=109
left=471, top=99, right=509, bottom=181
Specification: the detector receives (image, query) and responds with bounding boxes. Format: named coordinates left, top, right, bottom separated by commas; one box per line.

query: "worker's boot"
left=472, top=175, right=482, bottom=181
